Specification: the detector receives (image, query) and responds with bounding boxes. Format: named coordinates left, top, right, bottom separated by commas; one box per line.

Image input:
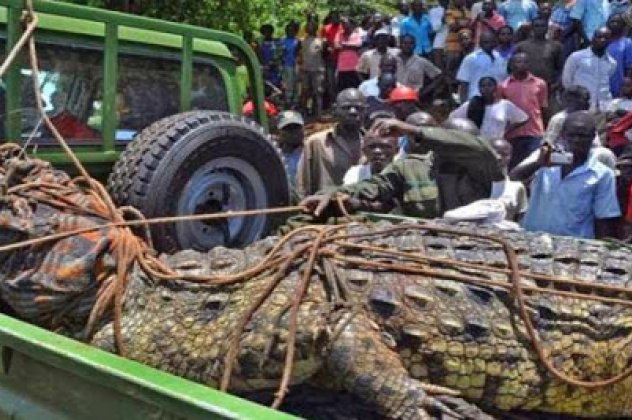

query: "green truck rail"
left=0, top=0, right=268, bottom=173
left=0, top=313, right=297, bottom=419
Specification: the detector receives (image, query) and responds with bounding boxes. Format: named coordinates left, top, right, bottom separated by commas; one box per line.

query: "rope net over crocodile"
left=1, top=150, right=632, bottom=418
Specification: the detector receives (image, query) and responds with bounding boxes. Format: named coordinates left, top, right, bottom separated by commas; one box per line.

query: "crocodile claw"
left=421, top=394, right=464, bottom=419
left=433, top=395, right=495, bottom=420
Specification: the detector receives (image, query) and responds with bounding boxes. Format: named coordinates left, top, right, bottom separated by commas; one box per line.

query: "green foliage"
left=59, top=0, right=397, bottom=35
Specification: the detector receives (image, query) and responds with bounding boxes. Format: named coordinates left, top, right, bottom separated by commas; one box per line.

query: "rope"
left=1, top=1, right=631, bottom=408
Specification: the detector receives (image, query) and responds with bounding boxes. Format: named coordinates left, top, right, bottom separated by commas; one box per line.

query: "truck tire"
left=107, top=111, right=290, bottom=252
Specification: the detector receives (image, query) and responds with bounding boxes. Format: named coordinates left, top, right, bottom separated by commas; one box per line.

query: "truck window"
left=116, top=53, right=180, bottom=141
left=191, top=61, right=228, bottom=111
left=20, top=41, right=103, bottom=144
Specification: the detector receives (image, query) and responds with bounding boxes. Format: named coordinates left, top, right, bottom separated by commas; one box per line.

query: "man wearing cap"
left=300, top=117, right=504, bottom=218
left=400, top=0, right=434, bottom=57
left=389, top=86, right=422, bottom=121
left=396, top=34, right=443, bottom=99
left=276, top=110, right=305, bottom=202
left=357, top=28, right=400, bottom=80
left=296, top=88, right=367, bottom=198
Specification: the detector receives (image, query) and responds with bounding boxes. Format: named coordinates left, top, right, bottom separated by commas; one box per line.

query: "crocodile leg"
left=323, top=312, right=477, bottom=420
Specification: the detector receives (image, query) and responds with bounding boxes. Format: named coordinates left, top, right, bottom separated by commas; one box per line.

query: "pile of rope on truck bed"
left=2, top=0, right=632, bottom=409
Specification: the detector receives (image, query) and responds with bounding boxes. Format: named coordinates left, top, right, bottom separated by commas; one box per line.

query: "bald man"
left=297, top=88, right=367, bottom=198
left=515, top=111, right=620, bottom=238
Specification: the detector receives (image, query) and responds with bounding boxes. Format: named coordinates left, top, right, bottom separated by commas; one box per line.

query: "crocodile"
left=86, top=223, right=632, bottom=419
left=1, top=157, right=632, bottom=419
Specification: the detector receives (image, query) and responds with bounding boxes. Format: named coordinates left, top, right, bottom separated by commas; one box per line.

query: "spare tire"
left=107, top=111, right=290, bottom=252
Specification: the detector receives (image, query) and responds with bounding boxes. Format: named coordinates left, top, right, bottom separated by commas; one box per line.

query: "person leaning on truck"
left=300, top=117, right=504, bottom=218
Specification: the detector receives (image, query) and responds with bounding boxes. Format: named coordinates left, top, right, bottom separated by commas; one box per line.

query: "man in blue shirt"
left=513, top=111, right=620, bottom=239
left=498, top=0, right=538, bottom=30
left=606, top=13, right=632, bottom=97
left=400, top=0, right=433, bottom=56
left=570, top=0, right=610, bottom=43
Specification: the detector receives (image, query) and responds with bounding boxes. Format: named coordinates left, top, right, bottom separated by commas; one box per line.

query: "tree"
left=60, top=0, right=396, bottom=34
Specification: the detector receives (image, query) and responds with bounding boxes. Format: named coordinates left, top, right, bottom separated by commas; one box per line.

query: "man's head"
left=389, top=86, right=420, bottom=120
left=406, top=111, right=438, bottom=126
left=398, top=1, right=410, bottom=15
left=490, top=138, right=513, bottom=170
left=411, top=0, right=424, bottom=16
left=335, top=88, right=368, bottom=129
left=378, top=72, right=398, bottom=99
left=400, top=34, right=416, bottom=56
left=330, top=10, right=341, bottom=25
left=454, top=0, right=467, bottom=8
left=510, top=52, right=529, bottom=77
left=561, top=85, right=591, bottom=111
left=372, top=13, right=384, bottom=28
left=458, top=29, right=474, bottom=51
left=608, top=13, right=625, bottom=36
left=482, top=0, right=496, bottom=15
left=277, top=110, right=305, bottom=149
left=478, top=76, right=498, bottom=100
left=306, top=21, right=318, bottom=36
left=538, top=2, right=552, bottom=20
left=531, top=16, right=548, bottom=40
left=497, top=25, right=513, bottom=46
left=374, top=29, right=391, bottom=51
left=442, top=117, right=480, bottom=135
left=362, top=134, right=399, bottom=173
left=260, top=24, right=274, bottom=39
left=379, top=54, right=399, bottom=75
left=285, top=21, right=298, bottom=37
left=592, top=27, right=612, bottom=54
left=438, top=0, right=450, bottom=8
left=479, top=30, right=497, bottom=53
left=341, top=16, right=354, bottom=33
left=560, top=111, right=596, bottom=164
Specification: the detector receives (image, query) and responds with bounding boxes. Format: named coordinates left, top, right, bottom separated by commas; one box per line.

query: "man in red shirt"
left=321, top=11, right=343, bottom=108
left=499, top=51, right=548, bottom=169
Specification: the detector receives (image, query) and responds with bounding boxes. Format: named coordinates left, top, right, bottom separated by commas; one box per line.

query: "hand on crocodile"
left=299, top=192, right=359, bottom=218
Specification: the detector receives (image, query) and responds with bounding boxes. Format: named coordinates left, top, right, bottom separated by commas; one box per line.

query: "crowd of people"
left=245, top=0, right=632, bottom=240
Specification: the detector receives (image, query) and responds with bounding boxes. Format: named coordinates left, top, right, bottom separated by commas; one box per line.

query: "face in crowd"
left=592, top=27, right=612, bottom=53
left=362, top=134, right=399, bottom=174
left=400, top=35, right=416, bottom=56
left=335, top=89, right=367, bottom=129
left=490, top=138, right=513, bottom=171
left=479, top=31, right=497, bottom=53
left=478, top=77, right=498, bottom=101
left=559, top=111, right=596, bottom=165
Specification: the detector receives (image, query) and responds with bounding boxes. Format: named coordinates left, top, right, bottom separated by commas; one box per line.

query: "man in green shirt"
left=300, top=118, right=504, bottom=218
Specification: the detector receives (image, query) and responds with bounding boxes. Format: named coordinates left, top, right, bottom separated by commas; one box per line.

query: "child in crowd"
left=281, top=22, right=301, bottom=109
left=300, top=21, right=326, bottom=119
left=258, top=24, right=282, bottom=88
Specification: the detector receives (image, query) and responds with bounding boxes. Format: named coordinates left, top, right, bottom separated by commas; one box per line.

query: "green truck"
left=0, top=0, right=290, bottom=253
left=0, top=1, right=293, bottom=418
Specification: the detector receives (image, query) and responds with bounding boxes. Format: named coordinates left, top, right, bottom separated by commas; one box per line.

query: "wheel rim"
left=176, top=157, right=268, bottom=250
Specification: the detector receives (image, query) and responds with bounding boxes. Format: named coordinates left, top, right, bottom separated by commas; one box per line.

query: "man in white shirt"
left=562, top=26, right=616, bottom=112
left=429, top=0, right=450, bottom=67
left=456, top=31, right=508, bottom=102
left=357, top=29, right=400, bottom=79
